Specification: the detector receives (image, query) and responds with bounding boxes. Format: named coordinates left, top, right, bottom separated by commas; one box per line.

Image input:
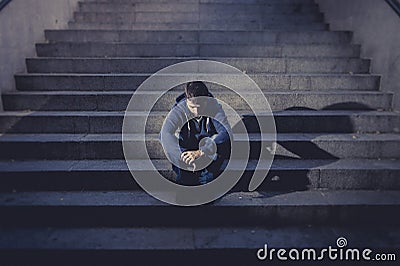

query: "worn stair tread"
left=26, top=56, right=367, bottom=63
left=65, top=25, right=329, bottom=32
left=27, top=56, right=364, bottom=60
left=15, top=73, right=379, bottom=89
left=0, top=190, right=398, bottom=227
left=58, top=25, right=328, bottom=31
left=1, top=132, right=397, bottom=160
left=26, top=57, right=370, bottom=74
left=0, top=132, right=399, bottom=142
left=84, top=0, right=315, bottom=4
left=35, top=42, right=359, bottom=57
left=67, top=21, right=327, bottom=25
left=73, top=11, right=321, bottom=16
left=14, top=73, right=379, bottom=90
left=0, top=225, right=399, bottom=250
left=0, top=158, right=398, bottom=191
left=3, top=91, right=392, bottom=112
left=4, top=90, right=388, bottom=95
left=26, top=56, right=369, bottom=64
left=79, top=2, right=316, bottom=7
left=85, top=0, right=314, bottom=3
left=44, top=29, right=350, bottom=35
left=0, top=190, right=399, bottom=206
left=37, top=42, right=354, bottom=46
left=16, top=73, right=376, bottom=77
left=36, top=42, right=357, bottom=50
left=72, top=16, right=322, bottom=24
left=67, top=20, right=326, bottom=24
left=44, top=29, right=347, bottom=33
left=76, top=2, right=318, bottom=7
left=44, top=29, right=341, bottom=32
left=0, top=159, right=399, bottom=172
left=1, top=109, right=398, bottom=117
left=1, top=109, right=398, bottom=134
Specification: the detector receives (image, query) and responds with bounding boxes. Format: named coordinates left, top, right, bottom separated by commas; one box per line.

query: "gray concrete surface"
left=0, top=158, right=399, bottom=191
left=0, top=190, right=399, bottom=227
left=0, top=0, right=79, bottom=111
left=0, top=226, right=398, bottom=266
left=2, top=90, right=393, bottom=111
left=2, top=110, right=399, bottom=134
left=25, top=57, right=371, bottom=74
left=1, top=132, right=399, bottom=160
left=13, top=73, right=380, bottom=91
left=44, top=29, right=351, bottom=44
left=316, top=0, right=400, bottom=111
left=35, top=42, right=360, bottom=57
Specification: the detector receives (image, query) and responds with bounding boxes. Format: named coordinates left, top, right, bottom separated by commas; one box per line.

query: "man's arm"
left=211, top=104, right=232, bottom=145
left=159, top=109, right=185, bottom=166
left=192, top=102, right=232, bottom=163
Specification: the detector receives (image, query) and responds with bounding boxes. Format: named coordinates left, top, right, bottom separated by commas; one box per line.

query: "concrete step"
left=84, top=0, right=315, bottom=5
left=85, top=0, right=315, bottom=4
left=44, top=30, right=353, bottom=44
left=78, top=2, right=320, bottom=13
left=0, top=190, right=399, bottom=226
left=26, top=57, right=370, bottom=74
left=73, top=11, right=136, bottom=24
left=0, top=225, right=398, bottom=250
left=0, top=159, right=399, bottom=191
left=0, top=225, right=398, bottom=265
left=72, top=12, right=323, bottom=24
left=79, top=1, right=136, bottom=12
left=2, top=110, right=399, bottom=134
left=0, top=133, right=399, bottom=160
left=14, top=73, right=379, bottom=91
left=194, top=0, right=315, bottom=3
left=195, top=9, right=321, bottom=17
left=36, top=43, right=360, bottom=57
left=2, top=91, right=392, bottom=111
left=67, top=21, right=329, bottom=30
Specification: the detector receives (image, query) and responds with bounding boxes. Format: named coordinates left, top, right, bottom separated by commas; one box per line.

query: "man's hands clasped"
left=181, top=150, right=204, bottom=165
left=180, top=150, right=204, bottom=171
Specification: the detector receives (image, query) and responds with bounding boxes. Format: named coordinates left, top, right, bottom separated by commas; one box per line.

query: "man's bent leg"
left=200, top=157, right=226, bottom=184
left=172, top=164, right=201, bottom=186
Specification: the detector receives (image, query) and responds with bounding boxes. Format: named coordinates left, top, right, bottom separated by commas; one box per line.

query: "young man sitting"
left=160, top=81, right=231, bottom=186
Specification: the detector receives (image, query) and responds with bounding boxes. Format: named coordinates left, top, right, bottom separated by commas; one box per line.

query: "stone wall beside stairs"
left=316, top=0, right=400, bottom=111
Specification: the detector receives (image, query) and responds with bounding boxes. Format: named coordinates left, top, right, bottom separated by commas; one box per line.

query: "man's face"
left=186, top=98, right=208, bottom=117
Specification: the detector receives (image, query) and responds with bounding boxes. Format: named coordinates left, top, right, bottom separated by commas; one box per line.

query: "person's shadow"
left=230, top=102, right=374, bottom=193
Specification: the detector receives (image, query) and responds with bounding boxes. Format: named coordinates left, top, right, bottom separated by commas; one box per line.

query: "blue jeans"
left=172, top=158, right=225, bottom=186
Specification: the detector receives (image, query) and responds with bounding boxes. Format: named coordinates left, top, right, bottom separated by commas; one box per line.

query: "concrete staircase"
left=1, top=0, right=400, bottom=264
